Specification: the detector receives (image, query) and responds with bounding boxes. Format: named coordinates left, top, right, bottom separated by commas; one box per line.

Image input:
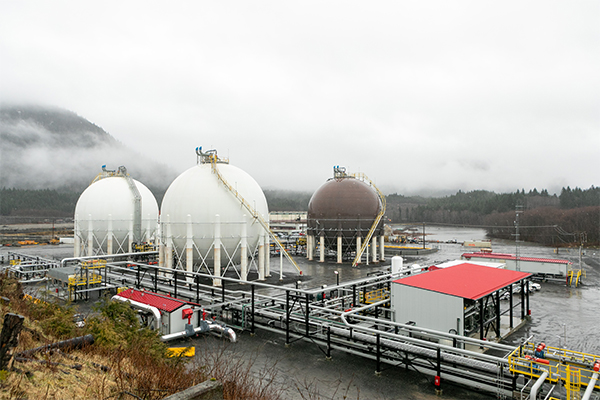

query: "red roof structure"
left=392, top=263, right=531, bottom=300
left=116, top=288, right=187, bottom=312
left=462, top=252, right=571, bottom=265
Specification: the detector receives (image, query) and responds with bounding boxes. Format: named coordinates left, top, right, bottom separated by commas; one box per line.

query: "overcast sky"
left=1, top=1, right=598, bottom=196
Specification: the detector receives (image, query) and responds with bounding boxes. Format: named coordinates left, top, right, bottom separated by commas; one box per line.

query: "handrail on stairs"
left=208, top=155, right=303, bottom=275
left=350, top=173, right=386, bottom=267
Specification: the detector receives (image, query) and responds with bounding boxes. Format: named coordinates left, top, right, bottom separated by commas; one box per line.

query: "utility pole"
left=578, top=232, right=587, bottom=274
left=514, top=204, right=523, bottom=271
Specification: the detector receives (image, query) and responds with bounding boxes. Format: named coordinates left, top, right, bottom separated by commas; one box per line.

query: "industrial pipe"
left=529, top=370, right=548, bottom=400
left=61, top=251, right=158, bottom=268
left=338, top=301, right=515, bottom=353
left=206, top=321, right=237, bottom=343
left=111, top=295, right=162, bottom=331
left=338, top=300, right=511, bottom=364
left=582, top=361, right=600, bottom=400
left=582, top=372, right=599, bottom=400
left=160, top=321, right=236, bottom=343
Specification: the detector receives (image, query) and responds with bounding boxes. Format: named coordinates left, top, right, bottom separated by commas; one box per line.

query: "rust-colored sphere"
left=307, top=177, right=383, bottom=250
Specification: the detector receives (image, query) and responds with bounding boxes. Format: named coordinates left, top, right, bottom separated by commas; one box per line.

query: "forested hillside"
left=1, top=104, right=596, bottom=247
left=484, top=206, right=598, bottom=246
left=263, top=190, right=312, bottom=211
left=0, top=188, right=81, bottom=218
left=0, top=104, right=176, bottom=190
left=0, top=188, right=306, bottom=219
left=397, top=187, right=599, bottom=246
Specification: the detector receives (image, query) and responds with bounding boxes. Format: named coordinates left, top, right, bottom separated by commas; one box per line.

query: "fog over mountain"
left=0, top=104, right=177, bottom=191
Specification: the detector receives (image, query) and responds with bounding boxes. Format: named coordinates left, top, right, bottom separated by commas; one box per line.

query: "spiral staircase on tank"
left=350, top=172, right=386, bottom=267
left=197, top=148, right=303, bottom=275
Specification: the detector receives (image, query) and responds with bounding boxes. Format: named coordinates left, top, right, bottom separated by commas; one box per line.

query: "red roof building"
left=116, top=288, right=187, bottom=313
left=114, top=288, right=201, bottom=335
left=393, top=262, right=531, bottom=300
left=391, top=263, right=532, bottom=340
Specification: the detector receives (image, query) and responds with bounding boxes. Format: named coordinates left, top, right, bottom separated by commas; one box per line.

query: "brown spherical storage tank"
left=307, top=175, right=384, bottom=259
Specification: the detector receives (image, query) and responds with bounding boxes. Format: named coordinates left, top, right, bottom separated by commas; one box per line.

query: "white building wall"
left=391, top=283, right=464, bottom=335
left=464, top=256, right=566, bottom=275
left=168, top=307, right=200, bottom=333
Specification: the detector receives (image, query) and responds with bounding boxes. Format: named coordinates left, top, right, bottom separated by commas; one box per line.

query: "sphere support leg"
left=319, top=235, right=325, bottom=263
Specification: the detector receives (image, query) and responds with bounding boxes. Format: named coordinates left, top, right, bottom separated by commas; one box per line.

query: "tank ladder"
left=119, top=166, right=142, bottom=243
left=350, top=173, right=386, bottom=267
left=89, top=165, right=142, bottom=242
left=207, top=154, right=303, bottom=275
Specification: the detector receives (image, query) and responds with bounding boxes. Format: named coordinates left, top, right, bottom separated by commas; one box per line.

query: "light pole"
left=334, top=270, right=339, bottom=286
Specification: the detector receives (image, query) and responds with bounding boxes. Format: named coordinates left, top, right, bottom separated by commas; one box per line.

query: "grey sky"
left=1, top=1, right=598, bottom=195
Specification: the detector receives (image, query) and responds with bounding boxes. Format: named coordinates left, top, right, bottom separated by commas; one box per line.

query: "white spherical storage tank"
left=74, top=174, right=159, bottom=257
left=159, top=156, right=269, bottom=284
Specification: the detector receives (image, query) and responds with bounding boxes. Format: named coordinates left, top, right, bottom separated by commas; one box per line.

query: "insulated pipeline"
left=328, top=326, right=501, bottom=374
left=161, top=322, right=237, bottom=343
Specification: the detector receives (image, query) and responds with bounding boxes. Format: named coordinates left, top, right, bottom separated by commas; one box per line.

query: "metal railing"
left=208, top=153, right=303, bottom=275
left=351, top=172, right=386, bottom=266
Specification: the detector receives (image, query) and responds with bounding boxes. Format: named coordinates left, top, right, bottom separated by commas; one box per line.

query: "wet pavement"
left=2, top=226, right=599, bottom=399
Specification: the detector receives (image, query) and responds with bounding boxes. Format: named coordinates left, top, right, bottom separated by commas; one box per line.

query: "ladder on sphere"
left=207, top=154, right=303, bottom=275
left=90, top=165, right=142, bottom=242
left=351, top=173, right=386, bottom=267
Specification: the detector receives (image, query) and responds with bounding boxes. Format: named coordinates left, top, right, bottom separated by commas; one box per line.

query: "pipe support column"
left=128, top=215, right=134, bottom=253
left=186, top=214, right=194, bottom=283
left=372, top=235, right=377, bottom=263
left=240, top=218, right=248, bottom=282
left=87, top=215, right=94, bottom=256
left=166, top=214, right=173, bottom=271
left=107, top=214, right=113, bottom=255
left=319, top=235, right=325, bottom=263
left=213, top=214, right=221, bottom=287
left=74, top=215, right=81, bottom=258
left=258, top=231, right=265, bottom=280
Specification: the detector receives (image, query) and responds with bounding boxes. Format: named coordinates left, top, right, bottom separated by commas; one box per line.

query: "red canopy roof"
left=462, top=252, right=571, bottom=265
left=116, top=288, right=187, bottom=313
left=392, top=263, right=531, bottom=300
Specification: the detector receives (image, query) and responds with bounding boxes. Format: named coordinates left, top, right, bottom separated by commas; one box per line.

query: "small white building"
left=113, top=288, right=200, bottom=335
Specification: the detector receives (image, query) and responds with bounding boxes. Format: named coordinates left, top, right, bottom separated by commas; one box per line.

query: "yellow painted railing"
left=209, top=155, right=302, bottom=275
left=359, top=288, right=389, bottom=304
left=81, top=259, right=106, bottom=269
left=508, top=342, right=600, bottom=394
left=351, top=173, right=386, bottom=267
left=68, top=273, right=102, bottom=287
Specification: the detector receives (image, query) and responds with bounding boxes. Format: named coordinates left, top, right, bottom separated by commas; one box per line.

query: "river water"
left=2, top=226, right=599, bottom=399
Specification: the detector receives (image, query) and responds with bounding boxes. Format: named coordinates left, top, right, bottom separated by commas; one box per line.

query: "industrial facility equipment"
left=159, top=148, right=299, bottom=285
left=307, top=166, right=386, bottom=265
left=73, top=166, right=159, bottom=257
